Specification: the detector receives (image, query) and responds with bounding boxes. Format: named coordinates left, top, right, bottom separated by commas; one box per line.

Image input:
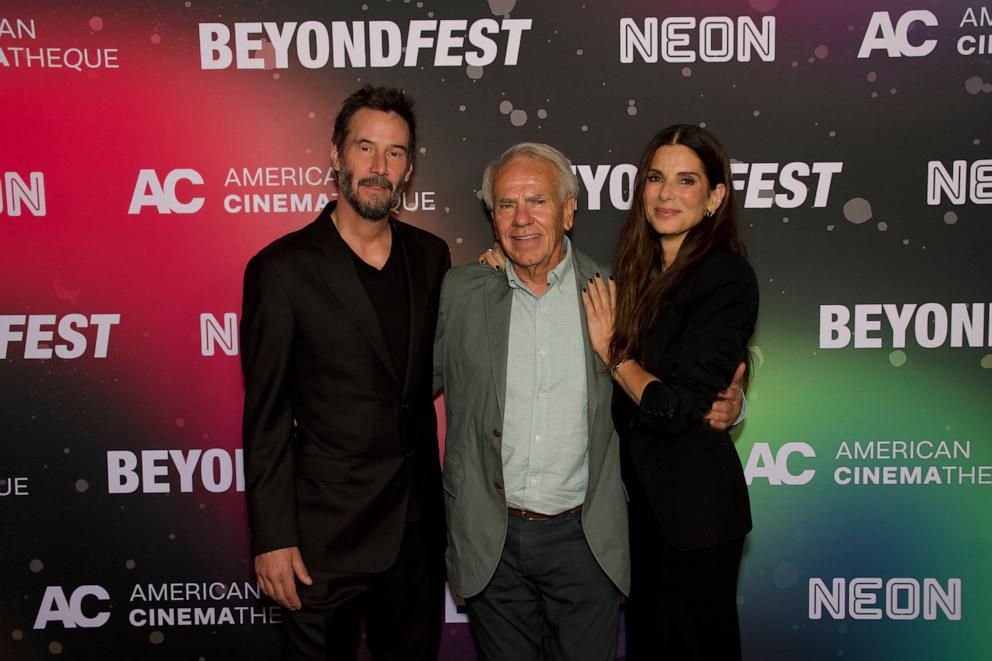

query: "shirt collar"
left=505, top=236, right=574, bottom=295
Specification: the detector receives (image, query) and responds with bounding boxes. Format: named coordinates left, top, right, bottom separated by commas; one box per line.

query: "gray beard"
left=339, top=169, right=405, bottom=221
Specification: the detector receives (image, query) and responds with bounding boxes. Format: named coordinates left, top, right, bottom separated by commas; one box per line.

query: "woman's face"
left=642, top=144, right=725, bottom=256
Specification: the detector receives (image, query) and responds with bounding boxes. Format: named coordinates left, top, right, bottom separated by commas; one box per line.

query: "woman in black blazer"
left=583, top=124, right=758, bottom=659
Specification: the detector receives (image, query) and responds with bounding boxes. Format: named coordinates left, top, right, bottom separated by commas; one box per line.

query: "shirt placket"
left=527, top=291, right=552, bottom=508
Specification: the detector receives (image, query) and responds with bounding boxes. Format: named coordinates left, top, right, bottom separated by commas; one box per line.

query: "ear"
left=404, top=159, right=413, bottom=183
left=562, top=194, right=576, bottom=232
left=708, top=183, right=727, bottom=214
left=330, top=143, right=341, bottom=171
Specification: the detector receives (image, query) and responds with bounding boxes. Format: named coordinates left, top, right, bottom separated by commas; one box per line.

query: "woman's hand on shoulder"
left=580, top=273, right=616, bottom=367
left=477, top=242, right=506, bottom=271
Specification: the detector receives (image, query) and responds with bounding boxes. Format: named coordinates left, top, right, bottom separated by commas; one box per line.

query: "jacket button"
left=492, top=428, right=502, bottom=438
left=494, top=480, right=504, bottom=490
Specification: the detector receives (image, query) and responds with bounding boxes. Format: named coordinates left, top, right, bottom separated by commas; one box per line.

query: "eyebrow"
left=647, top=168, right=702, bottom=177
left=354, top=138, right=408, bottom=152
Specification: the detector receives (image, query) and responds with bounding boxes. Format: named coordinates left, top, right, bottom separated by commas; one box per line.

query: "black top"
left=350, top=225, right=411, bottom=381
left=241, top=202, right=451, bottom=571
left=612, top=248, right=758, bottom=551
left=349, top=225, right=419, bottom=523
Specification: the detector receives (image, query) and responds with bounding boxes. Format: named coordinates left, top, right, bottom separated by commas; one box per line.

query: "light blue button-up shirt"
left=502, top=237, right=589, bottom=514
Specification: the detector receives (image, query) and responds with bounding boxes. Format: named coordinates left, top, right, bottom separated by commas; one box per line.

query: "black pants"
left=282, top=522, right=444, bottom=661
left=465, top=511, right=621, bottom=661
left=625, top=498, right=744, bottom=660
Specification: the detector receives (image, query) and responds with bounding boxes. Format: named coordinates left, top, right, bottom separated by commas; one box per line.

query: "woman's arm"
left=583, top=253, right=757, bottom=432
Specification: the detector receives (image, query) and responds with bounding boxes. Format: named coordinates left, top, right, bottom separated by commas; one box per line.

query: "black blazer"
left=240, top=202, right=450, bottom=573
left=613, top=249, right=758, bottom=551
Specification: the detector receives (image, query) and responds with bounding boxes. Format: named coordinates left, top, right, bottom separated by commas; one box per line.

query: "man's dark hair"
left=331, top=85, right=417, bottom=164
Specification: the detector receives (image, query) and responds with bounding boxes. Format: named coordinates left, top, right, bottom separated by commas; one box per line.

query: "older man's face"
left=491, top=156, right=574, bottom=277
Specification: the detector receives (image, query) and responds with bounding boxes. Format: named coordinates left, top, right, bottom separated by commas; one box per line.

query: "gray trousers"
left=465, top=511, right=621, bottom=661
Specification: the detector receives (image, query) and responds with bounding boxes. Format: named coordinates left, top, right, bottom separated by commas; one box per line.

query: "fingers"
left=703, top=399, right=733, bottom=430
left=714, top=383, right=743, bottom=406
left=580, top=286, right=595, bottom=317
left=586, top=275, right=603, bottom=309
left=706, top=417, right=731, bottom=431
left=730, top=361, right=746, bottom=388
left=478, top=248, right=495, bottom=268
left=279, top=572, right=303, bottom=611
left=707, top=398, right=732, bottom=417
left=255, top=548, right=305, bottom=611
left=292, top=551, right=313, bottom=587
left=585, top=273, right=613, bottom=311
left=477, top=248, right=505, bottom=271
left=491, top=242, right=507, bottom=265
left=714, top=386, right=734, bottom=402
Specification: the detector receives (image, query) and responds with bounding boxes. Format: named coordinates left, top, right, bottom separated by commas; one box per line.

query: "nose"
left=370, top=150, right=387, bottom=175
left=510, top=204, right=531, bottom=227
left=657, top=179, right=675, bottom=201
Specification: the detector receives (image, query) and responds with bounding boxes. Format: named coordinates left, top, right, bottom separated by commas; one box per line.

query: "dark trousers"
left=283, top=522, right=444, bottom=661
left=625, top=498, right=744, bottom=660
left=465, top=511, right=620, bottom=661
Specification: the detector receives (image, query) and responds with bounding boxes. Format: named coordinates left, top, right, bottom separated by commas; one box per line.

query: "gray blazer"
left=433, top=247, right=630, bottom=598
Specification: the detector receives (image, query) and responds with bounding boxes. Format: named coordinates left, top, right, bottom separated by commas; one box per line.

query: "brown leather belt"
left=507, top=505, right=583, bottom=521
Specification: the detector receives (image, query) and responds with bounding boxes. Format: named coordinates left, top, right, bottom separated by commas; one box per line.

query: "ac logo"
left=744, top=442, right=816, bottom=485
left=858, top=10, right=938, bottom=58
left=33, top=585, right=111, bottom=629
left=128, top=169, right=205, bottom=214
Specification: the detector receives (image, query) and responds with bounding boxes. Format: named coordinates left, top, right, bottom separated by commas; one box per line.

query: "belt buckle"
left=520, top=509, right=540, bottom=521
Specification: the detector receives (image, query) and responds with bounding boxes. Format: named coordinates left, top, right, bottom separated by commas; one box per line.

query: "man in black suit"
left=240, top=85, right=450, bottom=660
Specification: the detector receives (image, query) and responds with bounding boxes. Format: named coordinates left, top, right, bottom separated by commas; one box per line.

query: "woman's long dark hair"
left=610, top=124, right=746, bottom=366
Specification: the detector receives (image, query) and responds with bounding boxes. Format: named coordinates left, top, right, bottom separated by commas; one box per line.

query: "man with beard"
left=241, top=85, right=450, bottom=660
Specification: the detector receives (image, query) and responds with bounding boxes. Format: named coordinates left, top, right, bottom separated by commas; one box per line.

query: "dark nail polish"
left=595, top=272, right=601, bottom=278
left=608, top=275, right=615, bottom=281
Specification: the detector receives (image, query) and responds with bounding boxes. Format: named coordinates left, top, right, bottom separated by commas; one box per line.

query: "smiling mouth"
left=654, top=208, right=680, bottom=217
left=511, top=234, right=541, bottom=241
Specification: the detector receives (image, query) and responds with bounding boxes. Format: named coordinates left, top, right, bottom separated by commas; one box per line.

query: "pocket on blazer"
left=442, top=455, right=464, bottom=498
left=295, top=453, right=350, bottom=483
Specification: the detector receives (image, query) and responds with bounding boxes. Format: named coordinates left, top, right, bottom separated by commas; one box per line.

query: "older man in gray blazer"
left=434, top=143, right=625, bottom=660
left=434, top=143, right=742, bottom=660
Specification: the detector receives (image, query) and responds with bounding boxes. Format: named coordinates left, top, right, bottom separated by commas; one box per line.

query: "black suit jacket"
left=613, top=249, right=758, bottom=551
left=240, top=202, right=450, bottom=573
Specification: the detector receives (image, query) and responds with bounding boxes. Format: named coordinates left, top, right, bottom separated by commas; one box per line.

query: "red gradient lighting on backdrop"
left=1, top=7, right=449, bottom=493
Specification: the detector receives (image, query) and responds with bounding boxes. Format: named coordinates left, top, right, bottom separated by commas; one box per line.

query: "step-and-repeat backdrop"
left=2, top=1, right=990, bottom=659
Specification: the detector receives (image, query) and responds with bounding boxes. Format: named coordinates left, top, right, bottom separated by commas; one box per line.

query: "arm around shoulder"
left=633, top=250, right=758, bottom=434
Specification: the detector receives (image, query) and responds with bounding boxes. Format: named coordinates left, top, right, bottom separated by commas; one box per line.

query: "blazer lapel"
left=573, top=251, right=604, bottom=430
left=310, top=207, right=401, bottom=386
left=397, top=222, right=426, bottom=397
left=484, top=275, right=513, bottom=420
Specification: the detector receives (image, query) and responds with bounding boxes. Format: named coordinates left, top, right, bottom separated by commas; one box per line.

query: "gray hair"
left=480, top=142, right=580, bottom=211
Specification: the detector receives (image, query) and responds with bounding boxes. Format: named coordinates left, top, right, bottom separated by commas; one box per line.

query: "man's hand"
left=703, top=362, right=746, bottom=431
left=254, top=546, right=312, bottom=611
